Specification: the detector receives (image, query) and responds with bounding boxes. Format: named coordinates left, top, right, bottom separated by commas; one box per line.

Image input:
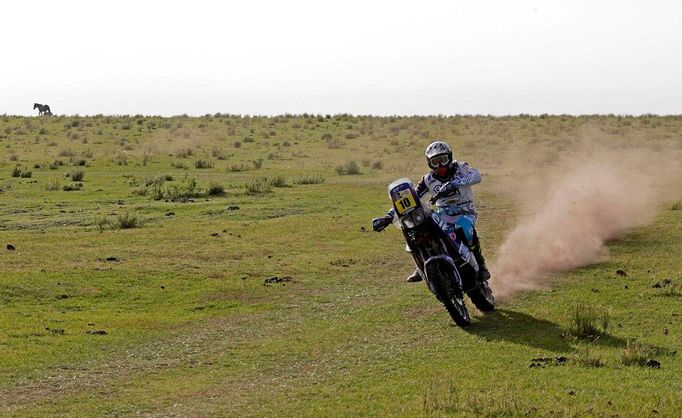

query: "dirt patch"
left=263, top=276, right=295, bottom=285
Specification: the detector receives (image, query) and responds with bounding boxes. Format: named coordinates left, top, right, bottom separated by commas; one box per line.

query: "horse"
left=33, top=103, right=52, bottom=116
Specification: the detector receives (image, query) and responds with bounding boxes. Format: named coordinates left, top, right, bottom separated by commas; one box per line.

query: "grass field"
left=1, top=114, right=681, bottom=416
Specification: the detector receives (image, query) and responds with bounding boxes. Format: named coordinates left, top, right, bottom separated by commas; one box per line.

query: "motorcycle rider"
left=372, top=140, right=491, bottom=283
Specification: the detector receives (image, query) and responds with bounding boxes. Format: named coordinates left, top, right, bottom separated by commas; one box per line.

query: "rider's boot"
left=472, top=248, right=491, bottom=281
left=470, top=233, right=491, bottom=281
left=406, top=268, right=423, bottom=283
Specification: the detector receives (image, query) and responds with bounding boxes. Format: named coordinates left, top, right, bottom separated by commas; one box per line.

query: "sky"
left=2, top=0, right=681, bottom=116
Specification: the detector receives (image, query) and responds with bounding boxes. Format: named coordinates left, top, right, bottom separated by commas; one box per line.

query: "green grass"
left=0, top=114, right=681, bottom=416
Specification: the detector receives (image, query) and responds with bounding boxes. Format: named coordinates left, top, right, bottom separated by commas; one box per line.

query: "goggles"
left=429, top=154, right=451, bottom=167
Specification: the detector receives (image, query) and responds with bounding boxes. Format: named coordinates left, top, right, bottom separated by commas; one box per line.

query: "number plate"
left=392, top=188, right=417, bottom=215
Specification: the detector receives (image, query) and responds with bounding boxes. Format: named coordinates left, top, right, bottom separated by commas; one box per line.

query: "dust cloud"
left=490, top=144, right=682, bottom=300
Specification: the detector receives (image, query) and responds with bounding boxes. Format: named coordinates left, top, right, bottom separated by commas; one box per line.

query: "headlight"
left=401, top=208, right=425, bottom=229
left=413, top=208, right=425, bottom=225
left=401, top=217, right=415, bottom=229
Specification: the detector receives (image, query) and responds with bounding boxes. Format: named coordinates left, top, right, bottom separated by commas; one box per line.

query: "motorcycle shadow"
left=466, top=309, right=628, bottom=353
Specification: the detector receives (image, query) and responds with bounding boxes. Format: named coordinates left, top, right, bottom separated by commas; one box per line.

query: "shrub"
left=11, top=166, right=22, bottom=178
left=69, top=170, right=85, bottom=182
left=70, top=158, right=87, bottom=166
left=371, top=160, right=384, bottom=170
left=233, top=141, right=242, bottom=148
left=336, top=160, right=361, bottom=175
left=293, top=174, right=325, bottom=185
left=252, top=159, right=263, bottom=169
left=195, top=159, right=214, bottom=169
left=9, top=154, right=18, bottom=161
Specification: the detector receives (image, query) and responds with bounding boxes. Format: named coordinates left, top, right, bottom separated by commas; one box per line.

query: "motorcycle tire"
left=443, top=296, right=471, bottom=327
left=467, top=281, right=495, bottom=313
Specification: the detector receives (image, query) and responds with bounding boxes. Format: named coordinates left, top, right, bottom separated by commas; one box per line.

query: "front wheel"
left=443, top=296, right=471, bottom=327
left=467, top=281, right=495, bottom=312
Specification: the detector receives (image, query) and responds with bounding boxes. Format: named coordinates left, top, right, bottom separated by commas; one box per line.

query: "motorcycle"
left=372, top=178, right=495, bottom=327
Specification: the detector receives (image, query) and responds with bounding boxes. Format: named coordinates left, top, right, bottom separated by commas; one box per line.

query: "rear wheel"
left=468, top=281, right=495, bottom=312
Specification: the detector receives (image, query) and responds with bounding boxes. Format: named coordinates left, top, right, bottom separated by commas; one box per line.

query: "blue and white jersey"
left=419, top=162, right=481, bottom=220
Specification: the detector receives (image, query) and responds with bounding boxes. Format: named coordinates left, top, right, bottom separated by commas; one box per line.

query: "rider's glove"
left=372, top=215, right=393, bottom=232
left=430, top=181, right=456, bottom=203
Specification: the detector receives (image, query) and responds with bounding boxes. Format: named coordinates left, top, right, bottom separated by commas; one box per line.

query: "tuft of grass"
left=152, top=177, right=202, bottom=201
left=336, top=160, right=361, bottom=175
left=574, top=347, right=606, bottom=368
left=176, top=148, right=194, bottom=158
left=207, top=182, right=225, bottom=196
left=114, top=212, right=142, bottom=229
left=211, top=147, right=227, bottom=160
left=267, top=175, right=288, bottom=188
left=246, top=178, right=272, bottom=194
left=293, top=174, right=325, bottom=185
left=70, top=158, right=87, bottom=166
left=194, top=159, right=214, bottom=169
left=569, top=303, right=610, bottom=339
left=656, top=279, right=682, bottom=297
left=69, top=170, right=85, bottom=182
left=323, top=133, right=343, bottom=148
left=0, top=180, right=13, bottom=193
left=58, top=149, right=76, bottom=157
left=671, top=201, right=682, bottom=210
left=45, top=178, right=61, bottom=191
left=49, top=160, right=64, bottom=170
left=171, top=160, right=188, bottom=170
left=620, top=340, right=650, bottom=366
left=371, top=160, right=384, bottom=170
left=422, top=380, right=458, bottom=416
left=11, top=166, right=32, bottom=178
left=229, top=163, right=252, bottom=172
left=62, top=183, right=83, bottom=191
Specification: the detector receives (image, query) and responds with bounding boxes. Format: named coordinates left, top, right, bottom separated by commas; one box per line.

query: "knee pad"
left=454, top=217, right=475, bottom=244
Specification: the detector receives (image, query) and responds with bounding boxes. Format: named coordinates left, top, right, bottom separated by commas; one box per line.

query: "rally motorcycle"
left=373, top=178, right=494, bottom=327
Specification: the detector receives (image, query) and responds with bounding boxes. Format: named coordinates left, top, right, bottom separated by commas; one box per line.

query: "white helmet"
left=425, top=140, right=454, bottom=177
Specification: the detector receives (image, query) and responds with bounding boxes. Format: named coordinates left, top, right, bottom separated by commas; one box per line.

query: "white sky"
left=2, top=0, right=681, bottom=116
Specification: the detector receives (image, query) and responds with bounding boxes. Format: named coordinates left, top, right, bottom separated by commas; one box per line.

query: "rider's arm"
left=450, top=162, right=481, bottom=187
